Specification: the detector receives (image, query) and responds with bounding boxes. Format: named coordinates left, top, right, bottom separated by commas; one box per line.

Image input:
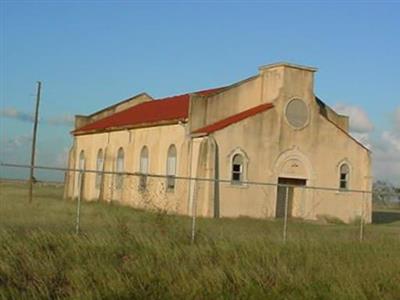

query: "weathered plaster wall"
left=189, top=76, right=262, bottom=132
left=201, top=64, right=372, bottom=223
left=65, top=124, right=191, bottom=215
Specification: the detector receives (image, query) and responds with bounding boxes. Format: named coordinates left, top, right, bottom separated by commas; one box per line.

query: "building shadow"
left=372, top=210, right=400, bottom=224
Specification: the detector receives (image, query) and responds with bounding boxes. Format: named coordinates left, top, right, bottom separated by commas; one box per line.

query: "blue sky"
left=1, top=1, right=399, bottom=183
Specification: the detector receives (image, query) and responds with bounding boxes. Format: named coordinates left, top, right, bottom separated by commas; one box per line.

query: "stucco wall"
left=66, top=124, right=191, bottom=215
left=203, top=64, right=372, bottom=223
left=210, top=110, right=279, bottom=219
left=209, top=109, right=371, bottom=222
left=189, top=76, right=262, bottom=132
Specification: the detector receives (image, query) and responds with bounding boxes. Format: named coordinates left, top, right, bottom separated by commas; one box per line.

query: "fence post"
left=191, top=179, right=197, bottom=244
left=283, top=185, right=289, bottom=242
left=75, top=170, right=83, bottom=235
left=359, top=191, right=365, bottom=242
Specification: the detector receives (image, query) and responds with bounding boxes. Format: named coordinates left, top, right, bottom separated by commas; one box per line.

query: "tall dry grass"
left=0, top=181, right=399, bottom=299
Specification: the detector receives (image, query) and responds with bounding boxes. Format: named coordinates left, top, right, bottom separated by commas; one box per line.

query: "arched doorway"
left=274, top=151, right=312, bottom=218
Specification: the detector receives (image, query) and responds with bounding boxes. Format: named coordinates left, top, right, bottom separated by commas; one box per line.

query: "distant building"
left=64, top=62, right=372, bottom=223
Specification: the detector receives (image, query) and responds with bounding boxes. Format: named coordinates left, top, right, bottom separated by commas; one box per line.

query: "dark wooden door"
left=276, top=178, right=306, bottom=218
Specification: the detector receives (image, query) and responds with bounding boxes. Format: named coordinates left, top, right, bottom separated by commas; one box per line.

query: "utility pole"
left=28, top=81, right=42, bottom=203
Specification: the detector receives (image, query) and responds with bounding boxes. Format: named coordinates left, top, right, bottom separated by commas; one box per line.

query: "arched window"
left=95, top=149, right=104, bottom=189
left=75, top=150, right=85, bottom=197
left=78, top=150, right=85, bottom=171
left=115, top=147, right=124, bottom=190
left=339, top=163, right=350, bottom=190
left=166, top=145, right=177, bottom=191
left=231, top=154, right=244, bottom=184
left=139, top=146, right=149, bottom=190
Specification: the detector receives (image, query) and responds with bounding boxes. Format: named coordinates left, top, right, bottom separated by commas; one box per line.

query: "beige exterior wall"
left=321, top=104, right=349, bottom=132
left=190, top=64, right=372, bottom=223
left=189, top=76, right=261, bottom=132
left=66, top=124, right=191, bottom=214
left=206, top=106, right=371, bottom=223
left=65, top=62, right=372, bottom=223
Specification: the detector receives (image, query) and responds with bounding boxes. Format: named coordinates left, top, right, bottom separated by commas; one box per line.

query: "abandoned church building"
left=64, top=62, right=372, bottom=223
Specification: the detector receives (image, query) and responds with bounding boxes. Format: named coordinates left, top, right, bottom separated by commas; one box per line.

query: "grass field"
left=1, top=181, right=399, bottom=299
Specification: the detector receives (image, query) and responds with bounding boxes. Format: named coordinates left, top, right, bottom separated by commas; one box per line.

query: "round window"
left=285, top=99, right=309, bottom=128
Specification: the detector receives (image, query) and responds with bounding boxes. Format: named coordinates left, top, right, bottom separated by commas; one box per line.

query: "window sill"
left=229, top=182, right=249, bottom=189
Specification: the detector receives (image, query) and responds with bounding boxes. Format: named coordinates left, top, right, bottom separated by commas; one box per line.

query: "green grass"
left=1, top=181, right=399, bottom=299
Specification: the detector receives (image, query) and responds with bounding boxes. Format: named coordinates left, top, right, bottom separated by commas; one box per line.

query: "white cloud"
left=382, top=131, right=400, bottom=152
left=394, top=106, right=400, bottom=131
left=373, top=134, right=400, bottom=185
left=371, top=110, right=400, bottom=185
left=333, top=104, right=374, bottom=134
left=333, top=103, right=399, bottom=184
left=0, top=108, right=34, bottom=123
left=0, top=107, right=74, bottom=127
left=333, top=103, right=373, bottom=148
left=47, top=114, right=74, bottom=126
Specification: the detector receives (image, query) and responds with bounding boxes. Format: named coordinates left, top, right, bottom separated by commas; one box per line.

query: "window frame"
left=227, top=148, right=249, bottom=187
left=284, top=97, right=310, bottom=130
left=231, top=154, right=244, bottom=184
left=115, top=147, right=124, bottom=190
left=95, top=149, right=104, bottom=190
left=78, top=150, right=85, bottom=171
left=338, top=162, right=351, bottom=191
left=139, top=146, right=149, bottom=191
left=166, top=145, right=177, bottom=192
left=75, top=150, right=85, bottom=197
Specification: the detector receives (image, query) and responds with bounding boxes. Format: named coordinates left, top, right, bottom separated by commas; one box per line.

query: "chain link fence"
left=1, top=163, right=399, bottom=243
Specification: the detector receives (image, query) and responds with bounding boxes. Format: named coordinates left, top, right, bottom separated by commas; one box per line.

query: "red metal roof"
left=74, top=87, right=224, bottom=135
left=193, top=103, right=274, bottom=135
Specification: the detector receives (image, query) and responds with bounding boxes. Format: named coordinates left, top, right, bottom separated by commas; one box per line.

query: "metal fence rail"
left=1, top=162, right=399, bottom=244
left=0, top=162, right=374, bottom=193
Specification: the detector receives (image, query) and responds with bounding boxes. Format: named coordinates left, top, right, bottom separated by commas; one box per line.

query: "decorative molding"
left=273, top=148, right=314, bottom=181
left=284, top=97, right=310, bottom=130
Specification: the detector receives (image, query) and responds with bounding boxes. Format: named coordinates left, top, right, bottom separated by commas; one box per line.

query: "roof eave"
left=73, top=118, right=188, bottom=136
